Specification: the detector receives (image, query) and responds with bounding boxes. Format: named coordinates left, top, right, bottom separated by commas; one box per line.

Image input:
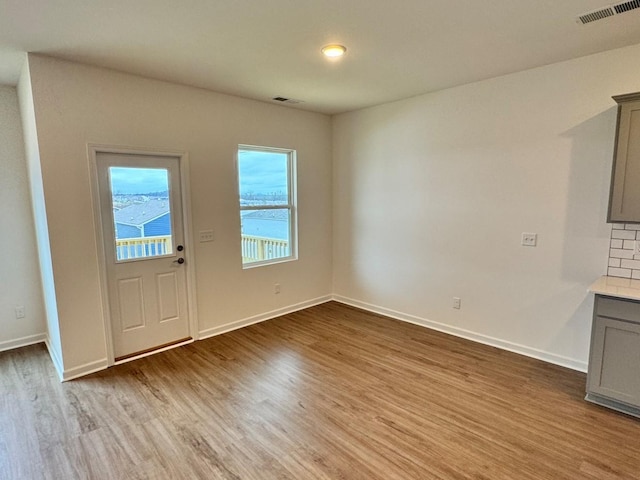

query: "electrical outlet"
left=15, top=306, right=25, bottom=319
left=521, top=232, right=537, bottom=247
left=199, top=229, right=214, bottom=243
left=453, top=297, right=461, bottom=309
left=274, top=283, right=281, bottom=294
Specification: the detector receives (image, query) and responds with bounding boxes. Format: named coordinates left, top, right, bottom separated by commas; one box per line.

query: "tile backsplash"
left=608, top=223, right=640, bottom=278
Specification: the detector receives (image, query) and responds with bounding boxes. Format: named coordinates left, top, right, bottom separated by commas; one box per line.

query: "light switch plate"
left=453, top=297, right=461, bottom=309
left=199, top=230, right=214, bottom=243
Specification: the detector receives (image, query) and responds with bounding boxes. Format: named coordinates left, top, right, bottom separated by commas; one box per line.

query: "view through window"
left=109, top=166, right=173, bottom=261
left=237, top=146, right=296, bottom=267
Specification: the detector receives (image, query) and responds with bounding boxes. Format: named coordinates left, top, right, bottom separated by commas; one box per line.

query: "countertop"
left=589, top=275, right=640, bottom=302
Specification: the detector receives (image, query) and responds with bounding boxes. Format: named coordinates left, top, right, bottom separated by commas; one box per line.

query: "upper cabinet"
left=608, top=92, right=640, bottom=223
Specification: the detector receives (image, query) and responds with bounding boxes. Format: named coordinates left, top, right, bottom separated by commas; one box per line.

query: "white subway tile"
left=611, top=239, right=624, bottom=249
left=610, top=248, right=635, bottom=259
left=612, top=229, right=636, bottom=240
left=621, top=259, right=640, bottom=269
left=613, top=223, right=627, bottom=229
left=609, top=258, right=621, bottom=267
left=623, top=239, right=636, bottom=250
left=625, top=224, right=640, bottom=230
left=608, top=267, right=632, bottom=278
left=632, top=270, right=640, bottom=280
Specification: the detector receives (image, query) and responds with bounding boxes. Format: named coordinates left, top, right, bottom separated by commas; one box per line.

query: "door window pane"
left=109, top=167, right=173, bottom=261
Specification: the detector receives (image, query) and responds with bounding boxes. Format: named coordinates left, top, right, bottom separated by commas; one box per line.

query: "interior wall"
left=0, top=84, right=46, bottom=350
left=332, top=43, right=640, bottom=371
left=26, top=54, right=333, bottom=375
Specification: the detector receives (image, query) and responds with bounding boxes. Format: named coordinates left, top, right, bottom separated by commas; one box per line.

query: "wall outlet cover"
left=522, top=232, right=537, bottom=247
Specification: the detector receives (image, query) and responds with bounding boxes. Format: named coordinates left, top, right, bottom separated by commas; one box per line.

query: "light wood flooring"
left=2, top=301, right=640, bottom=479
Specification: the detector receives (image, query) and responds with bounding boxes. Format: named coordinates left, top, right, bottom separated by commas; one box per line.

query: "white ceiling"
left=1, top=0, right=640, bottom=114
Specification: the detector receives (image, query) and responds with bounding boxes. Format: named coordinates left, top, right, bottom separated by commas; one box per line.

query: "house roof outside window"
left=113, top=199, right=170, bottom=227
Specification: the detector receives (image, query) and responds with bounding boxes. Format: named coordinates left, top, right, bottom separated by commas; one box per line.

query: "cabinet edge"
left=613, top=92, right=640, bottom=104
left=585, top=392, right=640, bottom=419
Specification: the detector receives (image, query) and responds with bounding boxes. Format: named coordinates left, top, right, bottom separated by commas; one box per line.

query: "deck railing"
left=115, top=234, right=288, bottom=263
left=241, top=235, right=289, bottom=263
left=115, top=235, right=173, bottom=260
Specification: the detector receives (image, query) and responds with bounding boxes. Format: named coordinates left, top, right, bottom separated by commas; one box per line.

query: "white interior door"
left=96, top=152, right=191, bottom=360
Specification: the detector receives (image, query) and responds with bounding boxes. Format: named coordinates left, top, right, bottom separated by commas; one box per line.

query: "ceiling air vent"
left=578, top=7, right=614, bottom=23
left=272, top=96, right=303, bottom=105
left=578, top=0, right=640, bottom=24
left=615, top=0, right=640, bottom=13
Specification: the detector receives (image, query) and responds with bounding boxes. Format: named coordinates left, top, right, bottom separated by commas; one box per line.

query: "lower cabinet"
left=586, top=295, right=640, bottom=418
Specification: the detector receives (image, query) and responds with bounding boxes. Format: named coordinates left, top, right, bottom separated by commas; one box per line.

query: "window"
left=237, top=145, right=297, bottom=267
left=108, top=166, right=174, bottom=262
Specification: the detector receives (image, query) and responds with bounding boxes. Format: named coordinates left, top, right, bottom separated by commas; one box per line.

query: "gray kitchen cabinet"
left=586, top=295, right=640, bottom=417
left=608, top=92, right=640, bottom=223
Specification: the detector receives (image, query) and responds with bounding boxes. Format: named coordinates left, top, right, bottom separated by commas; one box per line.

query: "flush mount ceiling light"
left=321, top=44, right=347, bottom=58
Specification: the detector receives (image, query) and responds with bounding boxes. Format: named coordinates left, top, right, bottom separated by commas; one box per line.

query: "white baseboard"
left=199, top=295, right=333, bottom=340
left=44, top=337, right=64, bottom=381
left=62, top=358, right=109, bottom=382
left=43, top=337, right=107, bottom=382
left=38, top=295, right=331, bottom=381
left=0, top=333, right=47, bottom=352
left=332, top=295, right=588, bottom=373
left=3, top=294, right=586, bottom=380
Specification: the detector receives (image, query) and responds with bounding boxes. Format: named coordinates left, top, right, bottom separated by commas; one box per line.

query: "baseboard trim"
left=0, top=333, right=47, bottom=353
left=43, top=295, right=331, bottom=381
left=62, top=358, right=109, bottom=382
left=3, top=294, right=587, bottom=379
left=332, top=295, right=588, bottom=373
left=199, top=295, right=333, bottom=340
left=44, top=338, right=65, bottom=381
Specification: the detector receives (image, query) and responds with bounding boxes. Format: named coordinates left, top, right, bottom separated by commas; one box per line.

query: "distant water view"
left=241, top=210, right=288, bottom=240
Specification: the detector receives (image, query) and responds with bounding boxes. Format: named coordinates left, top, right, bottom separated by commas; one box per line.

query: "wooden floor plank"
left=2, top=301, right=640, bottom=479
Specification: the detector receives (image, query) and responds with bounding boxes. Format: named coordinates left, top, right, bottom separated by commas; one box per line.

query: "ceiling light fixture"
left=321, top=44, right=347, bottom=58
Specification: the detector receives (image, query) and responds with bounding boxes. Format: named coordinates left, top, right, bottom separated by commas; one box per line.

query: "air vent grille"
left=615, top=0, right=640, bottom=13
left=578, top=1, right=640, bottom=24
left=272, top=96, right=303, bottom=105
left=578, top=7, right=614, bottom=24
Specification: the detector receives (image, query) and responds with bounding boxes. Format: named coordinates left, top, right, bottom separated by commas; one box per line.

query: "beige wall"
left=0, top=85, right=46, bottom=350
left=26, top=55, right=333, bottom=376
left=332, top=43, right=640, bottom=371
left=15, top=43, right=640, bottom=376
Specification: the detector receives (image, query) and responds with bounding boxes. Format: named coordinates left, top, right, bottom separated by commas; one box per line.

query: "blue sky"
left=238, top=150, right=288, bottom=196
left=108, top=150, right=288, bottom=196
left=109, top=167, right=169, bottom=194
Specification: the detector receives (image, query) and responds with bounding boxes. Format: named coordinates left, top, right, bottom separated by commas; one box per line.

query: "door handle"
left=173, top=258, right=185, bottom=265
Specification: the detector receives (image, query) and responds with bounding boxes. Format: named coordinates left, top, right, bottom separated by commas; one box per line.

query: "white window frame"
left=237, top=144, right=297, bottom=268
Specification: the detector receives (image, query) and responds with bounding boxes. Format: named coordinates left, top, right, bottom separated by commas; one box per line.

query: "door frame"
left=87, top=144, right=199, bottom=366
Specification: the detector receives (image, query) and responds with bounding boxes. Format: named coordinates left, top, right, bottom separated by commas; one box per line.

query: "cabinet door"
left=609, top=99, right=640, bottom=222
left=588, top=316, right=640, bottom=406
